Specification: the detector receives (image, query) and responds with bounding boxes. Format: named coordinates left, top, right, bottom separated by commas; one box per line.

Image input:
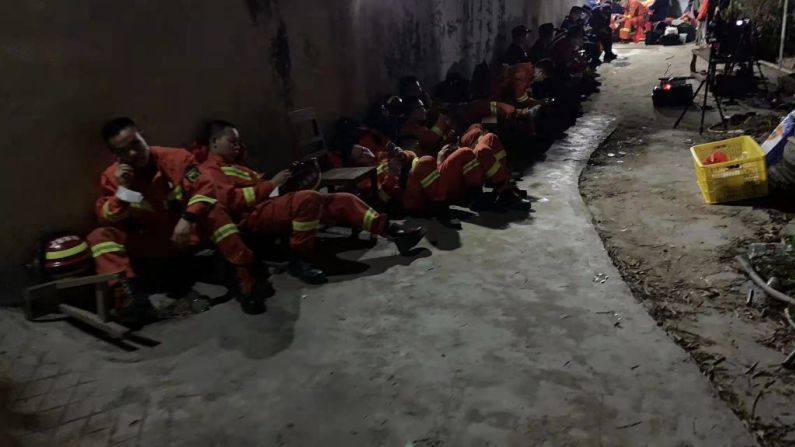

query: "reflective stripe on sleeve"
left=377, top=163, right=388, bottom=174
left=221, top=166, right=253, bottom=181
left=187, top=195, right=218, bottom=207
left=430, top=126, right=443, bottom=136
left=102, top=201, right=128, bottom=223
left=516, top=93, right=530, bottom=103
left=489, top=101, right=498, bottom=116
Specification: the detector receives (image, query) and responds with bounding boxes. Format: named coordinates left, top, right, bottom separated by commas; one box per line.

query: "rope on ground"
left=735, top=255, right=795, bottom=306
left=736, top=255, right=795, bottom=369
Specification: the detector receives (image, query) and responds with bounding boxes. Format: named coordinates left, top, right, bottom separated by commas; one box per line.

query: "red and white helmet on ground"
left=41, top=235, right=92, bottom=279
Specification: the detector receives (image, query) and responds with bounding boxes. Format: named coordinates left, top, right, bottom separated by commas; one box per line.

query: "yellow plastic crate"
left=690, top=135, right=768, bottom=204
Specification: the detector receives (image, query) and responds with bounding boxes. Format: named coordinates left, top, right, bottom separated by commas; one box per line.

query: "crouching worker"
left=198, top=121, right=425, bottom=285
left=459, top=125, right=531, bottom=210
left=87, top=118, right=270, bottom=323
left=380, top=138, right=512, bottom=227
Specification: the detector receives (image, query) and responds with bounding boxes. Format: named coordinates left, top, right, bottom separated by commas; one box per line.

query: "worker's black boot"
left=497, top=189, right=532, bottom=211
left=512, top=184, right=529, bottom=199
left=432, top=202, right=462, bottom=229
left=386, top=222, right=426, bottom=255
left=288, top=258, right=328, bottom=285
left=111, top=278, right=155, bottom=329
left=231, top=264, right=272, bottom=315
left=468, top=187, right=498, bottom=212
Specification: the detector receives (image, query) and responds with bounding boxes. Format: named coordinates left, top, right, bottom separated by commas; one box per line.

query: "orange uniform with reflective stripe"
left=461, top=100, right=518, bottom=127
left=375, top=148, right=484, bottom=211
left=460, top=125, right=511, bottom=193
left=200, top=153, right=386, bottom=255
left=400, top=122, right=445, bottom=155
left=87, top=147, right=252, bottom=287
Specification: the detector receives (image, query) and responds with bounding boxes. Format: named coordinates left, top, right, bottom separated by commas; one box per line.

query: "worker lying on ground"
left=87, top=117, right=270, bottom=323
left=197, top=120, right=425, bottom=285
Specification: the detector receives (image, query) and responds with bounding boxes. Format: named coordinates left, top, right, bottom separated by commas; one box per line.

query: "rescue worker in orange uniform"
left=398, top=98, right=454, bottom=156
left=197, top=120, right=425, bottom=284
left=87, top=117, right=269, bottom=323
left=618, top=0, right=651, bottom=43
left=459, top=125, right=530, bottom=209
left=378, top=140, right=487, bottom=227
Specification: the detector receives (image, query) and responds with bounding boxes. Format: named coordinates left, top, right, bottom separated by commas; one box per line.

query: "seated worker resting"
left=398, top=98, right=456, bottom=156
left=400, top=74, right=536, bottom=138
left=335, top=117, right=530, bottom=220
left=458, top=124, right=532, bottom=209
left=87, top=117, right=270, bottom=322
left=548, top=27, right=601, bottom=95
left=197, top=120, right=425, bottom=285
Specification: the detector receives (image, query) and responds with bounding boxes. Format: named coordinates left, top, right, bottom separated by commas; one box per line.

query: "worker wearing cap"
left=87, top=117, right=269, bottom=322
left=503, top=25, right=532, bottom=65
left=197, top=120, right=425, bottom=285
left=529, top=23, right=557, bottom=63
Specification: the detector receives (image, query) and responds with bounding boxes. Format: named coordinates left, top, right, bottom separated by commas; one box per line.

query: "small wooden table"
left=319, top=166, right=378, bottom=198
left=25, top=272, right=129, bottom=339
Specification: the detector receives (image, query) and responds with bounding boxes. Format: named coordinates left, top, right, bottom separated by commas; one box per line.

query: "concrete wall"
left=0, top=0, right=578, bottom=302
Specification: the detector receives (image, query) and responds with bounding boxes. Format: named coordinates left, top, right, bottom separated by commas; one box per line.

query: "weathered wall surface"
left=0, top=0, right=578, bottom=301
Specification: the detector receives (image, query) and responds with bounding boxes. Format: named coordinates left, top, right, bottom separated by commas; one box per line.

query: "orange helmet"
left=40, top=235, right=91, bottom=280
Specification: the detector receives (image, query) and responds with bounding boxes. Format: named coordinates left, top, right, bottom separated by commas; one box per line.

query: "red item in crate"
left=703, top=150, right=729, bottom=165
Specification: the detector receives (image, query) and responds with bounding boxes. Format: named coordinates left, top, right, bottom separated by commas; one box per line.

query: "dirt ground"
left=580, top=44, right=795, bottom=446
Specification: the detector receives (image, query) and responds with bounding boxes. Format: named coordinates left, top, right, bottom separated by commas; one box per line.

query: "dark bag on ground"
left=677, top=23, right=696, bottom=43
left=646, top=30, right=663, bottom=45
left=660, top=33, right=683, bottom=46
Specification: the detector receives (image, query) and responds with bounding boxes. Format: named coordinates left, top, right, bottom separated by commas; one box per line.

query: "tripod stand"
left=674, top=44, right=728, bottom=134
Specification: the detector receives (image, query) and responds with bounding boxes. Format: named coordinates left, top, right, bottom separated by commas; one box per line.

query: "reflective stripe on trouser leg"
left=485, top=162, right=501, bottom=179
left=87, top=229, right=132, bottom=279
left=462, top=159, right=480, bottom=175
left=362, top=209, right=379, bottom=233
left=211, top=224, right=239, bottom=244
left=91, top=242, right=126, bottom=258
left=420, top=170, right=441, bottom=188
left=292, top=220, right=320, bottom=232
